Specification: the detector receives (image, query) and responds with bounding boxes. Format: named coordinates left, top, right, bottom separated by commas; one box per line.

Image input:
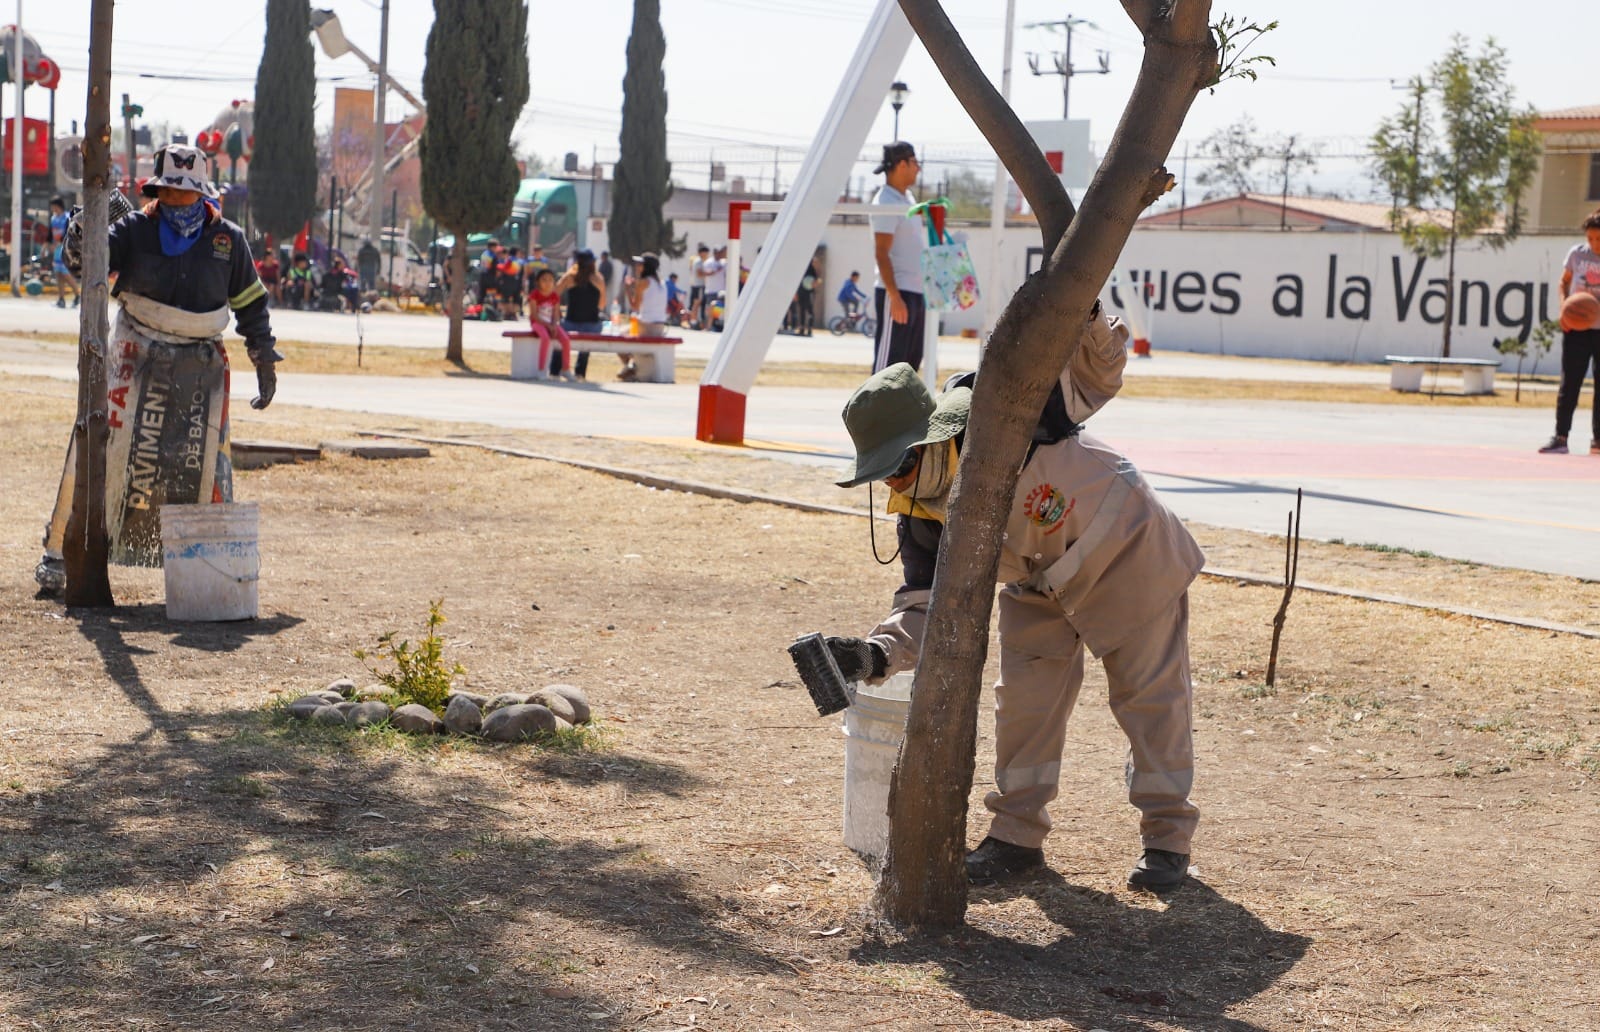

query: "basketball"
left=1560, top=291, right=1600, bottom=332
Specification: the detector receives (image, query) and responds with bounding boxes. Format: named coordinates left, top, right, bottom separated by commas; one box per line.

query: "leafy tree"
left=610, top=0, right=683, bottom=260
left=250, top=0, right=319, bottom=240
left=1194, top=114, right=1315, bottom=200
left=941, top=167, right=994, bottom=220
left=1371, top=36, right=1540, bottom=356
left=1372, top=76, right=1430, bottom=210
left=876, top=0, right=1225, bottom=928
left=420, top=0, right=530, bottom=362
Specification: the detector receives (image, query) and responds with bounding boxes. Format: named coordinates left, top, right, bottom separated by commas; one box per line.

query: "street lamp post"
left=888, top=80, right=909, bottom=140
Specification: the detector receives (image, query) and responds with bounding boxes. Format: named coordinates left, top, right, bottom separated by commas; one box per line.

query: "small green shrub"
left=354, top=599, right=464, bottom=715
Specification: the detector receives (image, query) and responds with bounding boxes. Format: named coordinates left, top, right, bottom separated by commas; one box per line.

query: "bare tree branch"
left=897, top=0, right=1074, bottom=252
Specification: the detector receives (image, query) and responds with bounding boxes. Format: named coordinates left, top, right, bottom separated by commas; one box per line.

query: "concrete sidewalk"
left=3, top=298, right=1595, bottom=580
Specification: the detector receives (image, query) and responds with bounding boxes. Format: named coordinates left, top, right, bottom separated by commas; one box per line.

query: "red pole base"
left=1132, top=337, right=1152, bottom=357
left=696, top=383, right=747, bottom=444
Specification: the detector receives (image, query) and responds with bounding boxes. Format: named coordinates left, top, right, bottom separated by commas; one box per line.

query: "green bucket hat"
left=836, top=363, right=971, bottom=487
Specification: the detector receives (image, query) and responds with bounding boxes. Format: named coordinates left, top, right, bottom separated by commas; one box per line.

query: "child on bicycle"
left=528, top=267, right=574, bottom=379
left=837, top=270, right=867, bottom=318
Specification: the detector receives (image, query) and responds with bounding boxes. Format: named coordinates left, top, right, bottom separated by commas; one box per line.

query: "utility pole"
left=368, top=0, right=390, bottom=250
left=120, top=93, right=139, bottom=202
left=10, top=0, right=26, bottom=297
left=1025, top=14, right=1109, bottom=119
left=983, top=0, right=1017, bottom=344
left=1279, top=136, right=1294, bottom=230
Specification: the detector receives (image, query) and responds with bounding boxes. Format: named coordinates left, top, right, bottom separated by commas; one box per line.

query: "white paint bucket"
left=841, top=671, right=913, bottom=859
left=160, top=502, right=260, bottom=622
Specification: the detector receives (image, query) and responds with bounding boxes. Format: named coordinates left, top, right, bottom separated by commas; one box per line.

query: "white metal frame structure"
left=696, top=0, right=919, bottom=444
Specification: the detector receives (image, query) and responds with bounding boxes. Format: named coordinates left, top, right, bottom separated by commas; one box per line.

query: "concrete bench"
left=502, top=330, right=682, bottom=383
left=1384, top=355, right=1499, bottom=395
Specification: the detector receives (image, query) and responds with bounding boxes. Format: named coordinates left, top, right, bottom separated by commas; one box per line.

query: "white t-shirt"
left=692, top=257, right=707, bottom=286
left=703, top=257, right=727, bottom=293
left=1565, top=243, right=1600, bottom=299
left=870, top=183, right=923, bottom=295
left=638, top=277, right=669, bottom=323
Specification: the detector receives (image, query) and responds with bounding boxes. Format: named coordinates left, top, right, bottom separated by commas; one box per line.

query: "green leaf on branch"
left=1208, top=14, right=1278, bottom=91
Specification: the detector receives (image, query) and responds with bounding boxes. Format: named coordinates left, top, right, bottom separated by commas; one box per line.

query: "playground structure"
left=309, top=8, right=425, bottom=252
left=698, top=196, right=942, bottom=444
left=695, top=0, right=919, bottom=445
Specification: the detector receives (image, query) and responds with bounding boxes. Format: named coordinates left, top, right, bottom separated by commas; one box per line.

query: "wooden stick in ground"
left=63, top=0, right=116, bottom=608
left=1266, top=487, right=1303, bottom=688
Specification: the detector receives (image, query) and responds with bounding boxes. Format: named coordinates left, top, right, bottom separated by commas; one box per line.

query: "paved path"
left=3, top=297, right=1596, bottom=580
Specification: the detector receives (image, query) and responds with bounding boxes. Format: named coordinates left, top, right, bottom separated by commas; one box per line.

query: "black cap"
left=874, top=141, right=916, bottom=174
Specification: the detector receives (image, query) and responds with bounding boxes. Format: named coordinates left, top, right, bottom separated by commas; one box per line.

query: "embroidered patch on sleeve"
left=211, top=234, right=233, bottom=261
left=1023, top=483, right=1075, bottom=535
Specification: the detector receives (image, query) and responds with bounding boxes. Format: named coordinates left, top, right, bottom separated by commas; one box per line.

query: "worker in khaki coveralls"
left=824, top=308, right=1204, bottom=891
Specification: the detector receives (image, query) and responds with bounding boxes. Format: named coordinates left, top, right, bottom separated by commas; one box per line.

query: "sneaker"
left=559, top=371, right=576, bottom=382
left=964, top=835, right=1045, bottom=883
left=34, top=555, right=65, bottom=596
left=1538, top=436, right=1568, bottom=454
left=1127, top=848, right=1189, bottom=892
left=54, top=298, right=65, bottom=309
left=617, top=363, right=639, bottom=383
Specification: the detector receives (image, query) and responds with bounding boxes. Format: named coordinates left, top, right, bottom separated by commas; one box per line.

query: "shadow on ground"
left=852, top=870, right=1309, bottom=1032
left=0, top=700, right=784, bottom=1031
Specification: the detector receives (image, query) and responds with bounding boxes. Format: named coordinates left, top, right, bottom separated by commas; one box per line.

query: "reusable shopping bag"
left=912, top=198, right=981, bottom=312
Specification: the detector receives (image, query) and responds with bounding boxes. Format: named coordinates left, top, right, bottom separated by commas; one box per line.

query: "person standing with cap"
left=818, top=306, right=1205, bottom=892
left=34, top=142, right=281, bottom=594
left=869, top=141, right=926, bottom=372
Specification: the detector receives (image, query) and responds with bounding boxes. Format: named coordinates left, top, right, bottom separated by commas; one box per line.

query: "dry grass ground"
left=1, top=373, right=1597, bottom=1031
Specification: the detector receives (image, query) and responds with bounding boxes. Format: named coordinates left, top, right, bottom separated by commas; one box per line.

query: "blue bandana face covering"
left=158, top=199, right=207, bottom=256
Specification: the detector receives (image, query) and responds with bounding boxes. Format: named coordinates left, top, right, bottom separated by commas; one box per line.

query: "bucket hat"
left=836, top=363, right=970, bottom=487
left=143, top=144, right=217, bottom=198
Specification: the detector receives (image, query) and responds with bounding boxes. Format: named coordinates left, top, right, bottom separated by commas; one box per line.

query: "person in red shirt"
left=527, top=267, right=573, bottom=379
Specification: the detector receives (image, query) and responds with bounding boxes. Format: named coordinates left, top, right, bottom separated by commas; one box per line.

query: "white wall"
left=666, top=219, right=1574, bottom=363
left=1095, top=229, right=1570, bottom=363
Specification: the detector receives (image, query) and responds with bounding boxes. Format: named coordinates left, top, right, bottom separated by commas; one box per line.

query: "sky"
left=9, top=0, right=1593, bottom=205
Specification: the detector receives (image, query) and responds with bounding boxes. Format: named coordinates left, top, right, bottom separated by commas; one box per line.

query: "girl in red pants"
left=528, top=268, right=573, bottom=379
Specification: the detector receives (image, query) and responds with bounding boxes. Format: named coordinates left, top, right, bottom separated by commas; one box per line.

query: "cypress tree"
left=421, top=0, right=529, bottom=363
left=250, top=0, right=319, bottom=240
left=611, top=0, right=682, bottom=261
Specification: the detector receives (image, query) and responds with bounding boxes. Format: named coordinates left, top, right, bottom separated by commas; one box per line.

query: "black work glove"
left=247, top=342, right=283, bottom=411
left=825, top=636, right=887, bottom=683
left=63, top=193, right=135, bottom=276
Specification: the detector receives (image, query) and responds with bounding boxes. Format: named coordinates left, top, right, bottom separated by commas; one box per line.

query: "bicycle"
left=827, top=309, right=877, bottom=337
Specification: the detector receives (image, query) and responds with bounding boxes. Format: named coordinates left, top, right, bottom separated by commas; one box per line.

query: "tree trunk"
left=876, top=0, right=1217, bottom=928
left=63, top=0, right=116, bottom=608
left=445, top=242, right=467, bottom=364
left=1442, top=209, right=1458, bottom=359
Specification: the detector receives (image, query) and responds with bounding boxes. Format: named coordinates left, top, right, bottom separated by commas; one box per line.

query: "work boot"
left=1127, top=848, right=1189, bottom=892
left=33, top=555, right=65, bottom=596
left=1538, top=435, right=1568, bottom=454
left=964, top=836, right=1044, bottom=883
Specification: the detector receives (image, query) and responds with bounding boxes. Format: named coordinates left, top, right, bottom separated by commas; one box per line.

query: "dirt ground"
left=2, top=373, right=1598, bottom=1032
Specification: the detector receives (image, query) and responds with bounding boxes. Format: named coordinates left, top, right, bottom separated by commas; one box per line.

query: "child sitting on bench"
left=528, top=268, right=574, bottom=379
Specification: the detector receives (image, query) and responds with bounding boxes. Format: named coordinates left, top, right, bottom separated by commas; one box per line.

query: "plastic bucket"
left=841, top=671, right=913, bottom=859
left=160, top=502, right=260, bottom=621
